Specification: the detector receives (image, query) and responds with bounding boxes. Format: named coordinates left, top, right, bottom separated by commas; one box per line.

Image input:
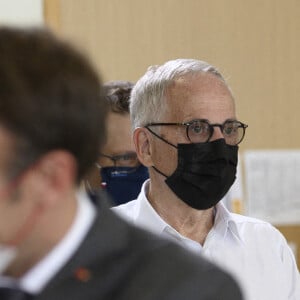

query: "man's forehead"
left=166, top=72, right=229, bottom=95
left=102, top=112, right=134, bottom=155
left=163, top=73, right=234, bottom=120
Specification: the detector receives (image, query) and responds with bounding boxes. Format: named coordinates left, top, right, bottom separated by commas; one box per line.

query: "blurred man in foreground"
left=0, top=28, right=243, bottom=300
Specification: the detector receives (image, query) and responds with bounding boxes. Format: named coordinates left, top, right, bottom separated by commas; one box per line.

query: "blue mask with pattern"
left=100, top=164, right=149, bottom=206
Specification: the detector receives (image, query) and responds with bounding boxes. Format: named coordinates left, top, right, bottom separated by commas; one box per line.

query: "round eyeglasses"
left=98, top=152, right=139, bottom=168
left=146, top=119, right=248, bottom=146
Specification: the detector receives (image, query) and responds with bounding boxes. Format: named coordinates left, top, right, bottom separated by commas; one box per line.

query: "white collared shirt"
left=112, top=179, right=300, bottom=300
left=17, top=189, right=96, bottom=294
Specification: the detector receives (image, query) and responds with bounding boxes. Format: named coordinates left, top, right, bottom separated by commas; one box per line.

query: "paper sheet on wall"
left=222, top=156, right=244, bottom=213
left=244, top=150, right=300, bottom=225
left=0, top=0, right=43, bottom=27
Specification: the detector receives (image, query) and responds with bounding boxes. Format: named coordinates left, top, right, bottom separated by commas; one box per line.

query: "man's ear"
left=29, top=151, right=77, bottom=205
left=133, top=127, right=153, bottom=167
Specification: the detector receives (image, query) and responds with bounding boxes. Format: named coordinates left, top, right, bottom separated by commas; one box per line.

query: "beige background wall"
left=44, top=0, right=300, bottom=152
left=44, top=0, right=300, bottom=266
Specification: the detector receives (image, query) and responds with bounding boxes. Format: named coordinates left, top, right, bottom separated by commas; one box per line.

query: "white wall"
left=0, top=0, right=44, bottom=26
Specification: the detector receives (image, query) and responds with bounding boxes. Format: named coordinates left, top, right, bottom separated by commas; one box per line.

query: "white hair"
left=130, top=58, right=228, bottom=129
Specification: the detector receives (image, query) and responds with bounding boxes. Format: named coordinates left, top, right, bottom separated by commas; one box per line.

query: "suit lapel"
left=36, top=191, right=131, bottom=300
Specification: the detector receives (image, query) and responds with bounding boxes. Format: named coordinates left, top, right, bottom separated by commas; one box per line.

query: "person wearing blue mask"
left=85, top=81, right=149, bottom=205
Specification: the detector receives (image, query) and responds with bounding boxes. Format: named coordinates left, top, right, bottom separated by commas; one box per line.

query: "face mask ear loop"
left=145, top=126, right=178, bottom=178
left=152, top=166, right=168, bottom=178
left=145, top=126, right=178, bottom=149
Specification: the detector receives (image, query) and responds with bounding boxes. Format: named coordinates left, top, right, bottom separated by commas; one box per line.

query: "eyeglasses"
left=98, top=152, right=139, bottom=168
left=146, top=119, right=248, bottom=146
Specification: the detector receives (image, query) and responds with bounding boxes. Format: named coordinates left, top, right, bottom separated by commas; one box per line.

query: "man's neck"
left=147, top=179, right=214, bottom=245
left=4, top=192, right=78, bottom=278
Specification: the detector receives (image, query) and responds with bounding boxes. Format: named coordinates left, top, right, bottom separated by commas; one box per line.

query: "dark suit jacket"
left=36, top=192, right=243, bottom=300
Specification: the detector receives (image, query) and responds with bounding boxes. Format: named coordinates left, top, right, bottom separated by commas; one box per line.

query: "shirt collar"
left=214, top=201, right=242, bottom=242
left=135, top=179, right=242, bottom=243
left=20, top=189, right=96, bottom=294
left=135, top=180, right=170, bottom=235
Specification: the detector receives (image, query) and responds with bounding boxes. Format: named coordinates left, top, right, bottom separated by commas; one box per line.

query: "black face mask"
left=153, top=139, right=238, bottom=210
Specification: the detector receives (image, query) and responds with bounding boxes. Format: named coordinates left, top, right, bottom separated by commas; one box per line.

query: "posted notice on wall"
left=244, top=150, right=300, bottom=225
left=0, top=0, right=43, bottom=27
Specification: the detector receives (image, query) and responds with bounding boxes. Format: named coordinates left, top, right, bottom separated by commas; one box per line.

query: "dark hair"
left=0, top=27, right=107, bottom=182
left=103, top=80, right=134, bottom=114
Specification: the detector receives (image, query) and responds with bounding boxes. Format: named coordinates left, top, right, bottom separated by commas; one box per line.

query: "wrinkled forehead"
left=163, top=73, right=235, bottom=122
left=165, top=72, right=232, bottom=99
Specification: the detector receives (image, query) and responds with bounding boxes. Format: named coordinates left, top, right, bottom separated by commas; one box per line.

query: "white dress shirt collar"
left=134, top=179, right=242, bottom=248
left=20, top=189, right=96, bottom=294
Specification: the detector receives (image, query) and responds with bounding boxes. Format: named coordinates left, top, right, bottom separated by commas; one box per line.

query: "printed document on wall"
left=244, top=150, right=300, bottom=225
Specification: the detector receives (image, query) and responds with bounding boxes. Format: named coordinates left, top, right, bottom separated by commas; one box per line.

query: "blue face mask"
left=100, top=164, right=149, bottom=206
